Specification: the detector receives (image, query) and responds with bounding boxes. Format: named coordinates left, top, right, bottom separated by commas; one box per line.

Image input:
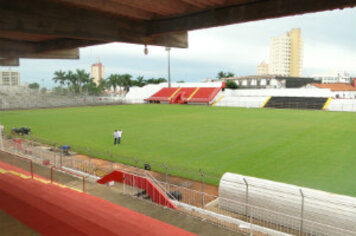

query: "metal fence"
left=0, top=138, right=87, bottom=192
left=1, top=135, right=355, bottom=236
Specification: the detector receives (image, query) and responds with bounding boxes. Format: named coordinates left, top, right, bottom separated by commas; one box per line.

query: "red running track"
left=0, top=161, right=196, bottom=236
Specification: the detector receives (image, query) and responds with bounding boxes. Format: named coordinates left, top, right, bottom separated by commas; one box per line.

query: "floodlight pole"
left=166, top=47, right=171, bottom=88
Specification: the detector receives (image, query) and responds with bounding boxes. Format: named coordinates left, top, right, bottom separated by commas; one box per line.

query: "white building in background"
left=0, top=69, right=20, bottom=86
left=268, top=28, right=303, bottom=77
left=257, top=61, right=269, bottom=75
left=312, top=72, right=352, bottom=84
left=91, top=62, right=104, bottom=85
left=269, top=34, right=290, bottom=76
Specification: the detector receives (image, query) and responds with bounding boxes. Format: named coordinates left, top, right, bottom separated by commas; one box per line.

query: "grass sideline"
left=1, top=104, right=355, bottom=196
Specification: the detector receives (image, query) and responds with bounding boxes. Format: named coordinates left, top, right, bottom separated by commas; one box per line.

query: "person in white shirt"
left=113, top=130, right=119, bottom=145
left=118, top=130, right=123, bottom=144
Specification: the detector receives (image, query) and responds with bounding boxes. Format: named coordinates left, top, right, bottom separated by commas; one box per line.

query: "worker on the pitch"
left=117, top=130, right=123, bottom=144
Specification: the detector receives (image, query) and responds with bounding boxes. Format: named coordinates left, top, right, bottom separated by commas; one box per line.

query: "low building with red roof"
left=308, top=83, right=356, bottom=99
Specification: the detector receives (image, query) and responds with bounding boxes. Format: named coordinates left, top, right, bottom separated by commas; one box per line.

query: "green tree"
left=216, top=71, right=235, bottom=79
left=120, top=73, right=132, bottom=92
left=75, top=69, right=91, bottom=94
left=53, top=69, right=93, bottom=95
left=133, top=76, right=146, bottom=87
left=28, top=82, right=40, bottom=90
left=52, top=70, right=66, bottom=87
left=157, top=77, right=167, bottom=83
left=146, top=77, right=167, bottom=84
left=225, top=80, right=239, bottom=89
left=107, top=74, right=120, bottom=93
left=86, top=81, right=104, bottom=96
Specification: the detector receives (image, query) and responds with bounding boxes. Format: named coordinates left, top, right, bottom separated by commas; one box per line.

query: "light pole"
left=165, top=47, right=171, bottom=88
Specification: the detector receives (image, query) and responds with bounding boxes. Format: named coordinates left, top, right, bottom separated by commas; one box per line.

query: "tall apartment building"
left=0, top=69, right=20, bottom=86
left=269, top=28, right=303, bottom=77
left=257, top=61, right=269, bottom=75
left=91, top=62, right=104, bottom=85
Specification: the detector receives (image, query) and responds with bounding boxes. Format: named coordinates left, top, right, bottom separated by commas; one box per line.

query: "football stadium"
left=1, top=1, right=356, bottom=236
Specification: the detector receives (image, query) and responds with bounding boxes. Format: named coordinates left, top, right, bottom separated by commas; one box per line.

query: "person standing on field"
left=113, top=129, right=119, bottom=145
left=118, top=130, right=123, bottom=144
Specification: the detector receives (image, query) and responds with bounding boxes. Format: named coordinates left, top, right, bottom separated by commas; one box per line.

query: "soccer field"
left=1, top=105, right=355, bottom=196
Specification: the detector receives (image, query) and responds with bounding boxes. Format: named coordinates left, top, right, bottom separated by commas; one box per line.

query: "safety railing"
left=1, top=138, right=86, bottom=193
left=51, top=166, right=86, bottom=192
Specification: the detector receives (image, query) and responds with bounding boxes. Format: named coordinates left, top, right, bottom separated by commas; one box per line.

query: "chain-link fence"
left=1, top=135, right=355, bottom=236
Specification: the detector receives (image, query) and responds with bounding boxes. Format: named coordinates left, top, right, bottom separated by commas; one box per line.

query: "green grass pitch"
left=1, top=104, right=355, bottom=196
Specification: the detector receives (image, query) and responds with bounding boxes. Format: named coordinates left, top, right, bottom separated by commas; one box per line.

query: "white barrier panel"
left=125, top=84, right=166, bottom=101
left=327, top=99, right=356, bottom=112
left=219, top=173, right=356, bottom=236
left=214, top=96, right=267, bottom=108
left=224, top=88, right=332, bottom=98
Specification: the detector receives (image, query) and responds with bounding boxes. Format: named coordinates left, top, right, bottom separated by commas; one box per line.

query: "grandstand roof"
left=312, top=83, right=356, bottom=91
left=1, top=0, right=355, bottom=65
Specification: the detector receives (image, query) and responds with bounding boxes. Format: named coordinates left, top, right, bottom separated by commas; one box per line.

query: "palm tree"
left=121, top=73, right=132, bottom=92
left=216, top=71, right=235, bottom=79
left=225, top=72, right=235, bottom=78
left=75, top=69, right=91, bottom=94
left=135, top=76, right=146, bottom=87
left=65, top=70, right=77, bottom=93
left=107, top=74, right=119, bottom=93
left=217, top=71, right=226, bottom=79
left=52, top=70, right=66, bottom=87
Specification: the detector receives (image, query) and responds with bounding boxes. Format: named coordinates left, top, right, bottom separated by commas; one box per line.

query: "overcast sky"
left=2, top=7, right=356, bottom=88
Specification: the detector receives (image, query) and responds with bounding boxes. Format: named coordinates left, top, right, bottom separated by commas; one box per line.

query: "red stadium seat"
left=145, top=86, right=222, bottom=104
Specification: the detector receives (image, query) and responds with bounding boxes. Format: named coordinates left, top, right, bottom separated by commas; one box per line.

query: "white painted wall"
left=223, top=88, right=332, bottom=98
left=215, top=96, right=267, bottom=108
left=327, top=99, right=356, bottom=112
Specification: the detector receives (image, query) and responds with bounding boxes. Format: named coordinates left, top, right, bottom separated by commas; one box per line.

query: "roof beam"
left=23, top=49, right=80, bottom=60
left=0, top=58, right=20, bottom=66
left=0, top=38, right=97, bottom=58
left=35, top=39, right=104, bottom=52
left=0, top=38, right=80, bottom=59
left=148, top=0, right=356, bottom=34
left=143, top=32, right=188, bottom=48
left=0, top=0, right=187, bottom=48
left=52, top=0, right=156, bottom=20
left=118, top=0, right=199, bottom=16
left=0, top=39, right=36, bottom=58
